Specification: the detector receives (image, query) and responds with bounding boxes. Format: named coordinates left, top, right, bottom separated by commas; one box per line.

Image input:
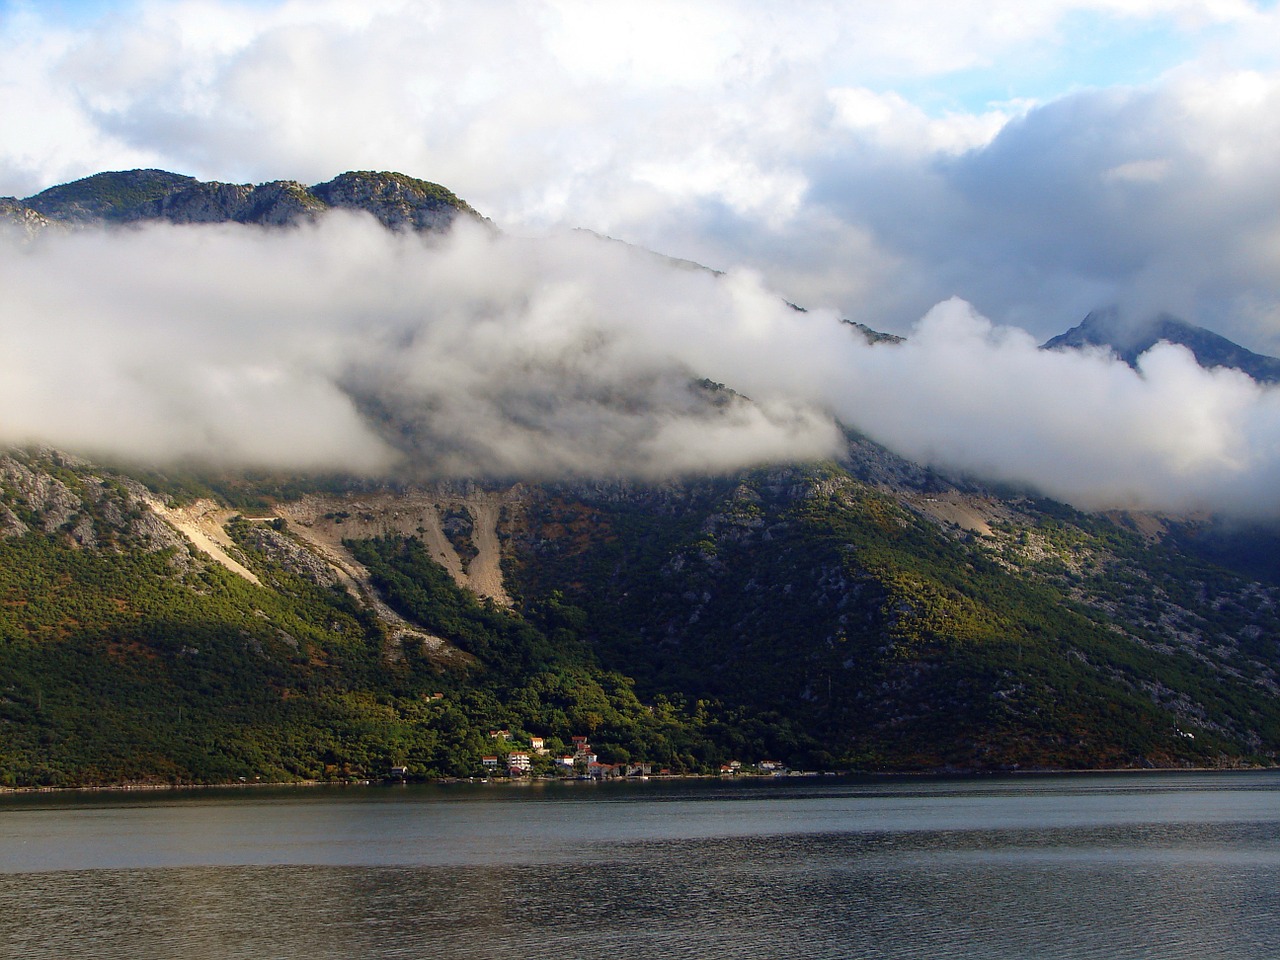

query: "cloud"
left=825, top=298, right=1280, bottom=516
left=789, top=64, right=1280, bottom=345
left=4, top=1, right=1279, bottom=355
left=0, top=217, right=843, bottom=477
left=7, top=214, right=1280, bottom=516
left=934, top=73, right=1280, bottom=331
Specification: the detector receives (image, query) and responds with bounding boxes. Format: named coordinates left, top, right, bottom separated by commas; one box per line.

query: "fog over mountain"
left=1044, top=308, right=1280, bottom=384
left=6, top=208, right=1280, bottom=516
left=0, top=215, right=842, bottom=477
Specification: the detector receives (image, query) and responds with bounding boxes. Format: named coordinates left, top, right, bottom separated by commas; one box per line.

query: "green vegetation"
left=0, top=532, right=386, bottom=786
left=127, top=464, right=367, bottom=510
left=26, top=170, right=197, bottom=220
left=0, top=465, right=733, bottom=786
left=0, top=526, right=714, bottom=787
left=310, top=171, right=484, bottom=222
left=508, top=467, right=1280, bottom=771
left=346, top=535, right=744, bottom=771
left=23, top=168, right=485, bottom=231
left=324, top=171, right=474, bottom=207
left=3, top=446, right=1280, bottom=788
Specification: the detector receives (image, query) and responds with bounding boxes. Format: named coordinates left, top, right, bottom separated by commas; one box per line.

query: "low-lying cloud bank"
left=4, top=215, right=1280, bottom=517
left=0, top=216, right=842, bottom=478
left=828, top=300, right=1280, bottom=517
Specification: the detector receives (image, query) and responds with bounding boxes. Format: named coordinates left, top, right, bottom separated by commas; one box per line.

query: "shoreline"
left=3, top=763, right=1274, bottom=797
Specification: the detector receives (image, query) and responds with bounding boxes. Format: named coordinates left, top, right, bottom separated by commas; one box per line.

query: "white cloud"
left=7, top=216, right=1280, bottom=515
left=0, top=218, right=844, bottom=476
left=5, top=0, right=1280, bottom=512
left=544, top=0, right=742, bottom=88
left=828, top=86, right=1015, bottom=154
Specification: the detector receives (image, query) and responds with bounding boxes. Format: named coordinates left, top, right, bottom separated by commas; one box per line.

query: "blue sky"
left=898, top=14, right=1200, bottom=113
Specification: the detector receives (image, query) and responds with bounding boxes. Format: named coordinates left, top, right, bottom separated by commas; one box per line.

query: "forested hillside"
left=4, top=440, right=1279, bottom=788
left=511, top=462, right=1280, bottom=770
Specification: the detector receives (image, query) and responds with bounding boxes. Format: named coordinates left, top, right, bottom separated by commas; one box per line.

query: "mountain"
left=4, top=171, right=1280, bottom=787
left=1043, top=308, right=1280, bottom=383
left=5, top=435, right=1280, bottom=786
left=4, top=169, right=485, bottom=232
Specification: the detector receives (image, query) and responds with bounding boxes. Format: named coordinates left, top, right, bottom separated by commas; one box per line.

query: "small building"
left=508, top=752, right=531, bottom=772
left=530, top=736, right=546, bottom=754
left=481, top=756, right=499, bottom=768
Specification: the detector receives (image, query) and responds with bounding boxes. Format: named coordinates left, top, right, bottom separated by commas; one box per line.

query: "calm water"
left=2, top=772, right=1279, bottom=959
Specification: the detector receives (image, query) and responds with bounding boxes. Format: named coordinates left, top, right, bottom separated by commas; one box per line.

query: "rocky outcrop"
left=0, top=454, right=90, bottom=539
left=0, top=502, right=28, bottom=537
left=0, top=198, right=51, bottom=237
left=120, top=179, right=325, bottom=226
left=310, top=171, right=482, bottom=232
left=0, top=451, right=187, bottom=552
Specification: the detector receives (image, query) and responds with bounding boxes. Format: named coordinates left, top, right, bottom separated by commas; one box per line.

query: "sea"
left=2, top=770, right=1278, bottom=959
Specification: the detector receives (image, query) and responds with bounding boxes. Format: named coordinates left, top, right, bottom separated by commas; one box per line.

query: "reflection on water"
left=3, top=773, right=1280, bottom=959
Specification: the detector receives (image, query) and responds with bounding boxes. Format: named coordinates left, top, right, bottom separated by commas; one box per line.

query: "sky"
left=5, top=0, right=1280, bottom=515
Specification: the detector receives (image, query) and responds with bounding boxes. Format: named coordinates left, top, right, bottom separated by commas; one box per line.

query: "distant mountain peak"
left=6, top=169, right=487, bottom=233
left=1043, top=308, right=1280, bottom=384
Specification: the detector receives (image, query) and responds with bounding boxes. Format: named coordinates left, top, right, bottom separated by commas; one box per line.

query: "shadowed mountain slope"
left=1044, top=308, right=1280, bottom=384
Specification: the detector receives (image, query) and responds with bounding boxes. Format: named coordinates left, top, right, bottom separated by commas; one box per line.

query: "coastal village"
left=389, top=730, right=788, bottom=782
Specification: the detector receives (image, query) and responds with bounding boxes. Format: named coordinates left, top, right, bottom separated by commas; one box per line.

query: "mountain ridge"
left=6, top=432, right=1280, bottom=785
left=5, top=168, right=486, bottom=233
left=1043, top=307, right=1280, bottom=384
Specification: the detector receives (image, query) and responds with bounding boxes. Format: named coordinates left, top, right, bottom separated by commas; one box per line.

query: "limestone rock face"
left=0, top=502, right=27, bottom=537
left=310, top=171, right=481, bottom=232
left=0, top=455, right=83, bottom=534
left=128, top=180, right=258, bottom=224
left=0, top=198, right=51, bottom=237
left=0, top=452, right=187, bottom=552
left=126, top=180, right=326, bottom=226
left=237, top=181, right=328, bottom=226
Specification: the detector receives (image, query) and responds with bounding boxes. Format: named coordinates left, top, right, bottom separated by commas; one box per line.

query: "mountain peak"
left=310, top=171, right=483, bottom=231
left=12, top=169, right=486, bottom=233
left=1043, top=308, right=1280, bottom=384
left=25, top=169, right=199, bottom=222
